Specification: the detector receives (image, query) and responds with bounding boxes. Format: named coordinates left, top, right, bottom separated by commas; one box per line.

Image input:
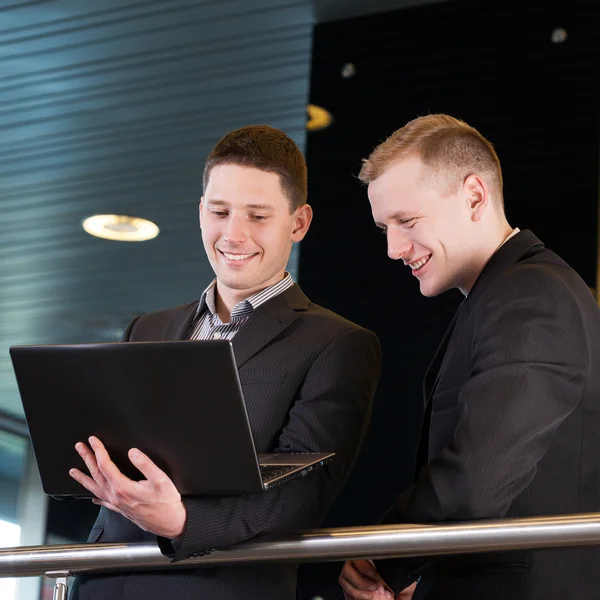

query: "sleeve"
left=376, top=267, right=589, bottom=591
left=158, top=327, right=382, bottom=561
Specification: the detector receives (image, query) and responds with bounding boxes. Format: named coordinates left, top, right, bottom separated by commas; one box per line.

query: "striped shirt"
left=187, top=273, right=294, bottom=341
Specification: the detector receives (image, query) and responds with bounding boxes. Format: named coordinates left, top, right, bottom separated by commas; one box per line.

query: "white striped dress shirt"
left=187, top=273, right=294, bottom=341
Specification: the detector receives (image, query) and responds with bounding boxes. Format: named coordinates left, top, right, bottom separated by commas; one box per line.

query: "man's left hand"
left=397, top=582, right=418, bottom=599
left=69, top=436, right=187, bottom=539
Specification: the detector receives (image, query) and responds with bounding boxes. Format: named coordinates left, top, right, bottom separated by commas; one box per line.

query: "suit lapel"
left=415, top=303, right=464, bottom=478
left=423, top=302, right=465, bottom=404
left=231, top=284, right=310, bottom=369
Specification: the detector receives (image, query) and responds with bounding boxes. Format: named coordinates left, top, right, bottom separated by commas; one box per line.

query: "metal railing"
left=2, top=512, right=600, bottom=599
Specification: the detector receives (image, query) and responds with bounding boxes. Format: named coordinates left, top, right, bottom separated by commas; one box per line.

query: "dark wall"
left=297, top=0, right=600, bottom=597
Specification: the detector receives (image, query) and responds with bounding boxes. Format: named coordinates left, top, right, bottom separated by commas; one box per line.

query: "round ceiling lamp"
left=82, top=214, right=159, bottom=242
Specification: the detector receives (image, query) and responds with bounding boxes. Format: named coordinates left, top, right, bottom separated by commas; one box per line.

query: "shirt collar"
left=500, top=227, right=520, bottom=247
left=195, top=272, right=294, bottom=319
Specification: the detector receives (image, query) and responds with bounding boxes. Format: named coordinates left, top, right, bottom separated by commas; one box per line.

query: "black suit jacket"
left=70, top=284, right=381, bottom=600
left=378, top=230, right=600, bottom=599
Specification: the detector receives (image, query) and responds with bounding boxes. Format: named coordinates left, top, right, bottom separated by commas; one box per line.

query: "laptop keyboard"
left=259, top=464, right=297, bottom=482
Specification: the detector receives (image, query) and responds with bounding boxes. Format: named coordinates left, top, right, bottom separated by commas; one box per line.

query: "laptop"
left=9, top=340, right=335, bottom=499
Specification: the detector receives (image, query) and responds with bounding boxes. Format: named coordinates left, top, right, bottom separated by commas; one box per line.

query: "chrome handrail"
left=2, top=512, right=600, bottom=578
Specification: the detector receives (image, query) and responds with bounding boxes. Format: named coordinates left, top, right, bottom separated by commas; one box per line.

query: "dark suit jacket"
left=70, top=284, right=381, bottom=600
left=378, top=230, right=600, bottom=600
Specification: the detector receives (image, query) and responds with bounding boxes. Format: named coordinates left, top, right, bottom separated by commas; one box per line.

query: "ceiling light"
left=306, top=104, right=333, bottom=131
left=82, top=214, right=159, bottom=242
left=341, top=62, right=356, bottom=78
left=551, top=28, right=567, bottom=43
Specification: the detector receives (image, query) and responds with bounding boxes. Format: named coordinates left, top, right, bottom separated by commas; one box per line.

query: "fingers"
left=128, top=448, right=169, bottom=486
left=338, top=577, right=374, bottom=600
left=353, top=560, right=393, bottom=593
left=339, top=580, right=391, bottom=600
left=396, top=581, right=417, bottom=600
left=92, top=497, right=119, bottom=512
left=74, top=441, right=108, bottom=488
left=70, top=437, right=128, bottom=502
left=88, top=437, right=127, bottom=485
left=70, top=439, right=111, bottom=499
left=69, top=467, right=105, bottom=499
left=70, top=437, right=185, bottom=537
left=396, top=582, right=418, bottom=600
left=339, top=560, right=393, bottom=600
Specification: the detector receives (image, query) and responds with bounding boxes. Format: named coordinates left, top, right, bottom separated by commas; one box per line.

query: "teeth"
left=409, top=255, right=431, bottom=270
left=223, top=252, right=255, bottom=261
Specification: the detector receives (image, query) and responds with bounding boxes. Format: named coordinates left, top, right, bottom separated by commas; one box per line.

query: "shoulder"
left=303, top=301, right=377, bottom=337
left=295, top=302, right=381, bottom=361
left=137, top=300, right=198, bottom=323
left=304, top=301, right=367, bottom=329
left=280, top=284, right=375, bottom=336
left=474, top=260, right=587, bottom=312
left=124, top=300, right=197, bottom=338
left=470, top=261, right=594, bottom=346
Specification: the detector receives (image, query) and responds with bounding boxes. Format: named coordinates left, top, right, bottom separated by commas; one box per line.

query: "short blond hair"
left=359, top=114, right=504, bottom=205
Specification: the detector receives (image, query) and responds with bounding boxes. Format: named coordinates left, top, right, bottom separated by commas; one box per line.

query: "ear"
left=199, top=197, right=204, bottom=228
left=463, top=175, right=489, bottom=222
left=291, top=204, right=313, bottom=242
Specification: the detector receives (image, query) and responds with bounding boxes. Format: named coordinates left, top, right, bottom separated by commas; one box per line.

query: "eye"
left=252, top=215, right=268, bottom=221
left=379, top=227, right=388, bottom=235
left=211, top=210, right=228, bottom=218
left=400, top=218, right=417, bottom=228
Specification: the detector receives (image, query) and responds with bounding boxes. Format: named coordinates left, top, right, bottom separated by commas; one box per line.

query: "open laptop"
left=9, top=340, right=334, bottom=499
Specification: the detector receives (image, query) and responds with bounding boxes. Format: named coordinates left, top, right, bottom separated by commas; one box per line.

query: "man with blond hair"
left=339, top=114, right=600, bottom=599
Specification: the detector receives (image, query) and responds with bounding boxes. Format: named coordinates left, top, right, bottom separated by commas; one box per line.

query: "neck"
left=214, top=286, right=240, bottom=323
left=459, top=218, right=514, bottom=296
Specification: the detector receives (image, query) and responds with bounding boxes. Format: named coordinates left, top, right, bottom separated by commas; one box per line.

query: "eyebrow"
left=246, top=203, right=274, bottom=210
left=374, top=212, right=415, bottom=228
left=204, top=199, right=274, bottom=210
left=390, top=211, right=414, bottom=220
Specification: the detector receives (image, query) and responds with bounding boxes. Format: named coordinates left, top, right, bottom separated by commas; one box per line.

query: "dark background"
left=297, top=0, right=599, bottom=596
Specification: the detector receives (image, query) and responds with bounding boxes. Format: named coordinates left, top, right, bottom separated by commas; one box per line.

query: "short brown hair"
left=203, top=125, right=307, bottom=212
left=359, top=114, right=504, bottom=205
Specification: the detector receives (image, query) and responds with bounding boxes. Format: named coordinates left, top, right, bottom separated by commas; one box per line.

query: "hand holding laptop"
left=69, top=435, right=187, bottom=539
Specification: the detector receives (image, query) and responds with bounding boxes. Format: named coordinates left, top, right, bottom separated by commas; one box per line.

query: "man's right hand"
left=339, top=559, right=395, bottom=599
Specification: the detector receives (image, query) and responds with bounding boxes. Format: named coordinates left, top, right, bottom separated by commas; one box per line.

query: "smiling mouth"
left=218, top=249, right=259, bottom=262
left=408, top=255, right=431, bottom=271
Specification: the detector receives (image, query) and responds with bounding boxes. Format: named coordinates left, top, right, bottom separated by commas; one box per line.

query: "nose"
left=387, top=231, right=412, bottom=261
left=223, top=214, right=248, bottom=245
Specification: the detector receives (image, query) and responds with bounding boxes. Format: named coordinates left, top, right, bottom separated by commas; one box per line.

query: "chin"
left=419, top=280, right=445, bottom=298
left=221, top=277, right=256, bottom=291
left=420, top=289, right=441, bottom=298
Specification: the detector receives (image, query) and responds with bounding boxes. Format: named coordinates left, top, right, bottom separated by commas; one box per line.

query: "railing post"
left=46, top=571, right=70, bottom=600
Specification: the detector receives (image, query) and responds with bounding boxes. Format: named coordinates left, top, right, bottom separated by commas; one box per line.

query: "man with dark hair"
left=340, top=114, right=600, bottom=599
left=69, top=125, right=381, bottom=600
